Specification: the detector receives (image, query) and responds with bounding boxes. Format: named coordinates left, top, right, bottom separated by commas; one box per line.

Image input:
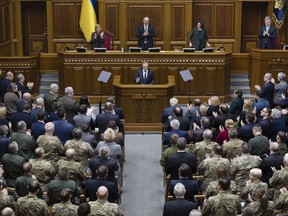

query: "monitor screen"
left=129, top=47, right=142, bottom=52
left=183, top=48, right=196, bottom=52
left=76, top=47, right=87, bottom=52
left=203, top=48, right=214, bottom=52
left=148, top=47, right=161, bottom=52
left=94, top=48, right=107, bottom=52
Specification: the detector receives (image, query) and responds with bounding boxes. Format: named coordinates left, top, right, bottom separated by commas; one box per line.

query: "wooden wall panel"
left=106, top=5, right=119, bottom=40
left=172, top=5, right=184, bottom=41
left=0, top=0, right=11, bottom=56
left=127, top=4, right=163, bottom=41
left=54, top=3, right=76, bottom=38
left=215, top=4, right=234, bottom=37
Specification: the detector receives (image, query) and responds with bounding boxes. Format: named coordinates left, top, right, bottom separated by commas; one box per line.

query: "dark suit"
left=0, top=78, right=11, bottom=103
left=16, top=100, right=28, bottom=113
left=136, top=24, right=156, bottom=50
left=134, top=69, right=155, bottom=85
left=0, top=135, right=10, bottom=163
left=16, top=81, right=30, bottom=96
left=94, top=111, right=123, bottom=134
left=52, top=119, right=74, bottom=145
left=260, top=153, right=283, bottom=184
left=165, top=152, right=197, bottom=180
left=85, top=178, right=118, bottom=202
left=101, top=106, right=124, bottom=119
left=164, top=116, right=190, bottom=132
left=163, top=129, right=190, bottom=147
left=271, top=117, right=286, bottom=141
left=213, top=113, right=236, bottom=128
left=261, top=81, right=275, bottom=107
left=259, top=118, right=272, bottom=139
left=90, top=32, right=105, bottom=49
left=258, top=25, right=276, bottom=49
left=89, top=155, right=119, bottom=181
left=254, top=98, right=270, bottom=120
left=169, top=178, right=198, bottom=202
left=163, top=198, right=197, bottom=216
left=228, top=97, right=244, bottom=116
left=31, top=121, right=45, bottom=141
left=238, top=122, right=257, bottom=143
left=11, top=111, right=35, bottom=132
left=161, top=106, right=176, bottom=124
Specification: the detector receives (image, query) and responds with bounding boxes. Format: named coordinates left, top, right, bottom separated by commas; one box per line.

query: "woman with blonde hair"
left=207, top=96, right=220, bottom=118
left=215, top=119, right=235, bottom=145
left=0, top=105, right=9, bottom=128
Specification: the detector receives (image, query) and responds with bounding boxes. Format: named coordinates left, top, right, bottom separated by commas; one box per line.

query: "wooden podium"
left=113, top=75, right=175, bottom=123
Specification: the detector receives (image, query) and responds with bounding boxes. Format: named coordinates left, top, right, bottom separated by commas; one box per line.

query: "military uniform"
left=63, top=139, right=94, bottom=166
left=275, top=191, right=288, bottom=214
left=241, top=179, right=268, bottom=202
left=16, top=174, right=35, bottom=197
left=17, top=195, right=49, bottom=216
left=191, top=140, right=217, bottom=166
left=2, top=153, right=25, bottom=187
left=51, top=201, right=78, bottom=216
left=248, top=200, right=274, bottom=216
left=29, top=158, right=56, bottom=191
left=198, top=155, right=230, bottom=191
left=202, top=191, right=241, bottom=216
left=230, top=153, right=260, bottom=192
left=89, top=199, right=124, bottom=216
left=11, top=131, right=36, bottom=161
left=222, top=138, right=243, bottom=160
left=36, top=134, right=63, bottom=165
left=0, top=193, right=16, bottom=212
left=269, top=167, right=288, bottom=202
left=206, top=179, right=237, bottom=198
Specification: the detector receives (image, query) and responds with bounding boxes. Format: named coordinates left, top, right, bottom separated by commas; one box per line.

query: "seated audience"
left=164, top=106, right=190, bottom=132
left=51, top=188, right=78, bottom=216
left=160, top=133, right=179, bottom=167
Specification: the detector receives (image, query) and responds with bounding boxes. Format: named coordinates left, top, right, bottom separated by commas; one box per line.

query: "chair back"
left=104, top=31, right=113, bottom=50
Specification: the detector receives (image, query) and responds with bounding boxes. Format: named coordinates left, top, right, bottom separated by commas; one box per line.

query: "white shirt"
left=144, top=25, right=148, bottom=32
left=143, top=70, right=148, bottom=79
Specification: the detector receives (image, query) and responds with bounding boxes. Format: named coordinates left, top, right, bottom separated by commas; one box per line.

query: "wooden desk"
left=58, top=51, right=232, bottom=103
left=250, top=49, right=288, bottom=93
left=113, top=75, right=175, bottom=123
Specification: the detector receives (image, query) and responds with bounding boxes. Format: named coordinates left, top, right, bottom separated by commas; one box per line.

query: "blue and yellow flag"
left=272, top=0, right=286, bottom=29
left=80, top=0, right=97, bottom=42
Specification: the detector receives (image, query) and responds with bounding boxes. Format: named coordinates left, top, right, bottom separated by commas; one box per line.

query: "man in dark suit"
left=89, top=146, right=119, bottom=182
left=104, top=96, right=124, bottom=119
left=258, top=16, right=276, bottom=49
left=260, top=142, right=283, bottom=184
left=163, top=182, right=197, bottom=216
left=134, top=61, right=155, bottom=85
left=31, top=110, right=46, bottom=141
left=163, top=119, right=190, bottom=147
left=94, top=102, right=123, bottom=134
left=0, top=125, right=10, bottom=163
left=238, top=113, right=257, bottom=142
left=136, top=17, right=156, bottom=50
left=0, top=71, right=14, bottom=103
left=255, top=73, right=275, bottom=108
left=212, top=103, right=236, bottom=128
left=161, top=97, right=178, bottom=124
left=165, top=137, right=197, bottom=180
left=164, top=107, right=190, bottom=132
left=11, top=103, right=35, bottom=132
left=85, top=165, right=118, bottom=203
left=169, top=164, right=198, bottom=202
left=16, top=92, right=32, bottom=113
left=52, top=108, right=74, bottom=145
left=15, top=73, right=33, bottom=97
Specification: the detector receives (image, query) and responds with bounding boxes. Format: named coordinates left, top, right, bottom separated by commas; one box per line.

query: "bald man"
left=1, top=207, right=15, bottom=216
left=136, top=17, right=156, bottom=50
left=89, top=186, right=123, bottom=216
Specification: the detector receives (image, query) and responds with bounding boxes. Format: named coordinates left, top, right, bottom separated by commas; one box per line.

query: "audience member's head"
left=242, top=206, right=254, bottom=216
left=23, top=103, right=32, bottom=112
left=169, top=97, right=178, bottom=106
left=225, top=119, right=235, bottom=129
left=58, top=168, right=69, bottom=180
left=254, top=184, right=269, bottom=211
left=208, top=96, right=220, bottom=107
left=35, top=97, right=44, bottom=108
left=178, top=163, right=191, bottom=178
left=234, top=89, right=243, bottom=98
left=73, top=127, right=83, bottom=140
left=107, top=120, right=118, bottom=131
left=7, top=83, right=18, bottom=93
left=78, top=104, right=88, bottom=114
left=28, top=181, right=40, bottom=194
left=216, top=165, right=229, bottom=180
left=22, top=162, right=32, bottom=174
left=80, top=95, right=90, bottom=108
left=245, top=113, right=255, bottom=123
left=0, top=106, right=7, bottom=119
left=103, top=128, right=116, bottom=142
left=56, top=108, right=66, bottom=119
left=218, top=177, right=230, bottom=191
left=249, top=168, right=262, bottom=181
left=50, top=83, right=59, bottom=94
left=170, top=119, right=180, bottom=130
left=198, top=105, right=208, bottom=116
left=219, top=104, right=229, bottom=114
left=37, top=110, right=46, bottom=121
left=8, top=141, right=18, bottom=154
left=243, top=99, right=254, bottom=113
left=104, top=102, right=113, bottom=112
left=200, top=116, right=210, bottom=128
left=189, top=209, right=202, bottom=216
left=5, top=71, right=14, bottom=81
left=65, top=148, right=75, bottom=159
left=277, top=131, right=286, bottom=143
left=106, top=96, right=115, bottom=105
left=1, top=207, right=15, bottom=216
left=203, top=129, right=213, bottom=141
left=170, top=133, right=179, bottom=146
left=64, top=86, right=74, bottom=96
left=241, top=142, right=250, bottom=154
left=252, top=125, right=262, bottom=136
left=96, top=165, right=108, bottom=179
left=77, top=203, right=90, bottom=216
left=270, top=142, right=279, bottom=153
left=173, top=107, right=183, bottom=117
left=81, top=123, right=90, bottom=133
left=34, top=147, right=45, bottom=159
left=0, top=125, right=8, bottom=136
left=59, top=188, right=71, bottom=202
left=23, top=93, right=32, bottom=102
left=45, top=122, right=55, bottom=134
left=96, top=186, right=109, bottom=200
left=277, top=72, right=286, bottom=81
left=99, top=146, right=110, bottom=158
left=173, top=183, right=186, bottom=198
left=194, top=99, right=201, bottom=106
left=228, top=128, right=238, bottom=139
left=271, top=108, right=282, bottom=119
left=176, top=137, right=187, bottom=151
left=284, top=153, right=288, bottom=166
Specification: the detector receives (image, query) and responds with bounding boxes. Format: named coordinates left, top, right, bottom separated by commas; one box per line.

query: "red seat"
left=104, top=31, right=113, bottom=50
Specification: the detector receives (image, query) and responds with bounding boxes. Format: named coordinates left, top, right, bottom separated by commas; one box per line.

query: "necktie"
left=144, top=71, right=147, bottom=80
left=144, top=25, right=148, bottom=32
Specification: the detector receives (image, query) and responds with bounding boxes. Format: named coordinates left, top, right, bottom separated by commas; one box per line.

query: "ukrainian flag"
left=80, top=0, right=97, bottom=42
left=272, top=0, right=286, bottom=29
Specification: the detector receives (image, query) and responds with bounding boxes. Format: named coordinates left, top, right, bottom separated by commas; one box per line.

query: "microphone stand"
left=188, top=80, right=191, bottom=105
left=99, top=81, right=103, bottom=113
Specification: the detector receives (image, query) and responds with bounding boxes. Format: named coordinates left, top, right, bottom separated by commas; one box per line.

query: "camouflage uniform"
left=51, top=201, right=78, bottom=216
left=275, top=191, right=288, bottom=214
left=56, top=158, right=86, bottom=192
left=222, top=138, right=243, bottom=160
left=191, top=140, right=217, bottom=166
left=198, top=155, right=230, bottom=191
left=0, top=193, right=16, bottom=212
left=248, top=200, right=275, bottom=216
left=206, top=179, right=237, bottom=198
left=29, top=158, right=56, bottom=192
left=202, top=191, right=241, bottom=216
left=37, top=134, right=63, bottom=165
left=269, top=167, right=288, bottom=202
left=17, top=195, right=49, bottom=216
left=89, top=200, right=124, bottom=216
left=63, top=139, right=94, bottom=166
left=241, top=179, right=268, bottom=202
left=230, top=153, right=260, bottom=192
